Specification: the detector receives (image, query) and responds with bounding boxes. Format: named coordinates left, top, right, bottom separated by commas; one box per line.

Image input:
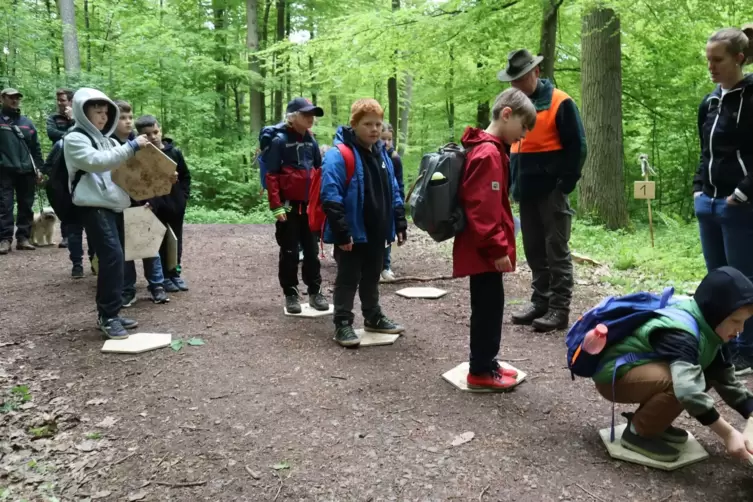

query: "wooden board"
left=634, top=181, right=656, bottom=200
left=124, top=207, right=166, bottom=261
left=101, top=333, right=172, bottom=354
left=354, top=329, right=400, bottom=346
left=599, top=424, right=708, bottom=471
left=442, top=362, right=526, bottom=392
left=112, top=143, right=177, bottom=201
left=165, top=225, right=178, bottom=271
left=284, top=304, right=334, bottom=317
left=395, top=287, right=447, bottom=299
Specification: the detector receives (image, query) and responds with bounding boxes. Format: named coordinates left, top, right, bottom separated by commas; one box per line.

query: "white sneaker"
left=298, top=250, right=304, bottom=262
left=380, top=269, right=396, bottom=283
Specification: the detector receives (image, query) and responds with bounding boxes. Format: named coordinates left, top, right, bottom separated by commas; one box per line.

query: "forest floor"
left=1, top=224, right=752, bottom=502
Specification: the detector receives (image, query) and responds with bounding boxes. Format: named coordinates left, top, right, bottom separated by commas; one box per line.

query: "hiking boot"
left=620, top=420, right=681, bottom=463
left=622, top=412, right=687, bottom=444
left=171, top=276, right=189, bottom=292
left=334, top=325, right=361, bottom=347
left=380, top=269, right=396, bottom=283
left=532, top=310, right=569, bottom=333
left=121, top=290, right=136, bottom=308
left=364, top=315, right=404, bottom=334
left=117, top=316, right=139, bottom=330
left=98, top=317, right=129, bottom=340
left=58, top=238, right=68, bottom=249
left=150, top=286, right=169, bottom=304
left=0, top=240, right=10, bottom=255
left=163, top=280, right=180, bottom=293
left=71, top=264, right=84, bottom=279
left=467, top=370, right=518, bottom=391
left=16, top=239, right=35, bottom=251
left=90, top=255, right=98, bottom=276
left=285, top=294, right=302, bottom=314
left=309, top=291, right=329, bottom=311
left=511, top=304, right=548, bottom=326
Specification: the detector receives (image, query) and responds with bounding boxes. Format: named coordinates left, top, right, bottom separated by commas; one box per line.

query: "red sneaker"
left=495, top=365, right=519, bottom=379
left=466, top=371, right=517, bottom=391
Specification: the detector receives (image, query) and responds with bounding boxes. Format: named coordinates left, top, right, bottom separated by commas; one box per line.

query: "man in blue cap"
left=263, top=97, right=329, bottom=314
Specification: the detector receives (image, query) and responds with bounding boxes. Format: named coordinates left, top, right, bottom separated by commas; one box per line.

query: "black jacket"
left=46, top=113, right=75, bottom=144
left=149, top=138, right=191, bottom=220
left=0, top=107, right=44, bottom=174
left=693, top=74, right=753, bottom=199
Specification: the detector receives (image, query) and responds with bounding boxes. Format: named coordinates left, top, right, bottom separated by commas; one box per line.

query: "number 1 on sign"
left=634, top=181, right=655, bottom=200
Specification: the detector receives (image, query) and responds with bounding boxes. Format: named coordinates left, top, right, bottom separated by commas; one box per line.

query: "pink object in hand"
left=582, top=324, right=608, bottom=355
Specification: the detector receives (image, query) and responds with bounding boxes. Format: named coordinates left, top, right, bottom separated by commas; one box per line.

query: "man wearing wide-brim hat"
left=499, top=49, right=588, bottom=333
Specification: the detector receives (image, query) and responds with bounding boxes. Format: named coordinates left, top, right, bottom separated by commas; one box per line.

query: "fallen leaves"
left=171, top=337, right=206, bottom=352
left=272, top=460, right=290, bottom=471
left=95, top=416, right=118, bottom=428
left=85, top=398, right=108, bottom=406
left=451, top=431, right=475, bottom=447
left=127, top=489, right=148, bottom=501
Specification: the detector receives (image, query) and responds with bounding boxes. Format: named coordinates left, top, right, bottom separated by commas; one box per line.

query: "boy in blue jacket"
left=320, top=99, right=408, bottom=347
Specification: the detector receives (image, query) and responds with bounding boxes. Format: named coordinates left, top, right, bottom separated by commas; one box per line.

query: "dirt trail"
left=1, top=224, right=752, bottom=501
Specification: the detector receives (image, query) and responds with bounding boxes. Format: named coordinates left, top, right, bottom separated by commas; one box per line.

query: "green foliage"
left=1, top=385, right=32, bottom=413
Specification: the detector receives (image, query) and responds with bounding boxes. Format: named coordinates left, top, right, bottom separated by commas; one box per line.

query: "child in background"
left=592, top=266, right=753, bottom=464
left=114, top=102, right=169, bottom=305
left=134, top=115, right=191, bottom=293
left=379, top=124, right=404, bottom=283
left=453, top=88, right=536, bottom=390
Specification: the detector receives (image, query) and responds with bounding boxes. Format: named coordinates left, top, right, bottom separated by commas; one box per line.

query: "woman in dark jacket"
left=694, top=25, right=753, bottom=373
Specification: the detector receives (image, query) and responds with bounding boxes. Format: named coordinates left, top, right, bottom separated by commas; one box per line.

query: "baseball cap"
left=286, top=97, right=324, bottom=117
left=1, top=88, right=23, bottom=98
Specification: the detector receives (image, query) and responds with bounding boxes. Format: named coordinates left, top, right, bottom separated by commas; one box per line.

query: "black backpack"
left=44, top=129, right=95, bottom=223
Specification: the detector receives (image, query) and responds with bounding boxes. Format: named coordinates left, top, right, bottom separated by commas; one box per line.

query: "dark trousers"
left=469, top=272, right=504, bottom=375
left=333, top=242, right=383, bottom=326
left=275, top=205, right=321, bottom=296
left=158, top=211, right=185, bottom=278
left=519, top=189, right=574, bottom=313
left=80, top=208, right=125, bottom=319
left=0, top=170, right=35, bottom=242
left=695, top=194, right=753, bottom=357
left=64, top=221, right=95, bottom=266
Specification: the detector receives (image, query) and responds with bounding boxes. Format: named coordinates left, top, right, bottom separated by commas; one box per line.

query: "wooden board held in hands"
left=112, top=143, right=177, bottom=201
left=124, top=207, right=166, bottom=261
left=165, top=225, right=178, bottom=271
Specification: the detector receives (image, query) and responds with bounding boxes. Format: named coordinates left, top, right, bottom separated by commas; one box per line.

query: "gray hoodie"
left=63, top=88, right=135, bottom=211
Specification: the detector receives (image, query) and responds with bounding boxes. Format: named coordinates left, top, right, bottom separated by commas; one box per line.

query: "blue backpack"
left=565, top=287, right=700, bottom=441
left=257, top=124, right=287, bottom=190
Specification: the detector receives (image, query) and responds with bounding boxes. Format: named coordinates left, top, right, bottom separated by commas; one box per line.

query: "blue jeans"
left=695, top=193, right=753, bottom=356
left=65, top=222, right=95, bottom=266
left=383, top=245, right=392, bottom=271
left=79, top=208, right=125, bottom=319
left=124, top=256, right=166, bottom=295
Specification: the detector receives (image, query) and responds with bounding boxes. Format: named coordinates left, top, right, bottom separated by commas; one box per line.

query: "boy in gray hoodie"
left=63, top=88, right=149, bottom=339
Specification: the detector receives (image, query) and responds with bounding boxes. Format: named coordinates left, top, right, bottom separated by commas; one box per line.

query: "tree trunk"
left=578, top=7, right=628, bottom=229
left=45, top=0, right=60, bottom=75
left=260, top=0, right=271, bottom=125
left=213, top=0, right=227, bottom=133
left=398, top=73, right=412, bottom=157
left=387, top=0, right=400, bottom=137
left=445, top=48, right=455, bottom=143
left=273, top=0, right=285, bottom=122
left=309, top=19, right=316, bottom=105
left=539, top=0, right=561, bottom=81
left=475, top=61, right=490, bottom=128
left=330, top=95, right=338, bottom=128
left=84, top=0, right=91, bottom=72
left=246, top=0, right=263, bottom=136
left=57, top=0, right=81, bottom=77
left=285, top=2, right=291, bottom=103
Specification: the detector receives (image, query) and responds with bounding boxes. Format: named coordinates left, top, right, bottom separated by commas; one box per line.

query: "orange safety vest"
left=511, top=88, right=569, bottom=154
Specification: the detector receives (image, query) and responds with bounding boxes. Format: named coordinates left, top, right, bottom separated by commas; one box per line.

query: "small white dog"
left=31, top=207, right=58, bottom=247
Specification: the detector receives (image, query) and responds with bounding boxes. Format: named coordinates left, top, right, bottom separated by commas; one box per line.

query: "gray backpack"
left=407, top=143, right=473, bottom=242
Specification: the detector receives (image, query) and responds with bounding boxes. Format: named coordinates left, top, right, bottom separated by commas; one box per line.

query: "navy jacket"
left=0, top=107, right=44, bottom=174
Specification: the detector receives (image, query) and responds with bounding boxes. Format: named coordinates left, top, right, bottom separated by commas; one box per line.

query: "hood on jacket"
left=334, top=126, right=387, bottom=153
left=71, top=87, right=119, bottom=140
left=694, top=266, right=753, bottom=329
left=710, top=73, right=753, bottom=98
left=460, top=127, right=503, bottom=149
left=163, top=137, right=176, bottom=152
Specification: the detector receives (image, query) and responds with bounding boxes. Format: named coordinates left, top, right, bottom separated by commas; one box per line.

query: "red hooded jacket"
left=452, top=127, right=516, bottom=278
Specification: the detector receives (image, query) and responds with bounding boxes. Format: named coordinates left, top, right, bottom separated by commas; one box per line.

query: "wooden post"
left=644, top=171, right=655, bottom=248
left=635, top=154, right=656, bottom=248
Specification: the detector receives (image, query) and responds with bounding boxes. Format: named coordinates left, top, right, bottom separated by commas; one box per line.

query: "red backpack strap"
left=335, top=143, right=356, bottom=184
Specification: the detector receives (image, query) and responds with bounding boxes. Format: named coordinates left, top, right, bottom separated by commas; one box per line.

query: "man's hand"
left=726, top=195, right=740, bottom=206
left=170, top=171, right=179, bottom=184
left=397, top=230, right=407, bottom=246
left=494, top=255, right=513, bottom=272
left=135, top=134, right=149, bottom=149
left=36, top=172, right=44, bottom=185
left=339, top=237, right=353, bottom=251
left=275, top=213, right=287, bottom=222
left=65, top=106, right=72, bottom=120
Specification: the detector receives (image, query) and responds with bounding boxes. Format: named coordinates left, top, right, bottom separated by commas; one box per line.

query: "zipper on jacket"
left=708, top=96, right=721, bottom=198
left=737, top=87, right=748, bottom=178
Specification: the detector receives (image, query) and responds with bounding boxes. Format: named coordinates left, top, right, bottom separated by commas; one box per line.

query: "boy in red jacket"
left=454, top=88, right=536, bottom=391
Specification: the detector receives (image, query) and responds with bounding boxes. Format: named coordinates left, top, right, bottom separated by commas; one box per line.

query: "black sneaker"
left=334, top=325, right=361, bottom=347
left=0, top=240, right=10, bottom=255
left=532, top=310, right=569, bottom=333
left=162, top=280, right=180, bottom=293
left=71, top=264, right=84, bottom=279
left=309, top=292, right=329, bottom=311
left=622, top=412, right=688, bottom=444
left=364, top=315, right=404, bottom=334
left=151, top=286, right=169, bottom=304
left=117, top=317, right=139, bottom=330
left=511, top=304, right=548, bottom=326
left=171, top=277, right=189, bottom=291
left=620, top=417, right=681, bottom=463
left=98, top=317, right=129, bottom=340
left=732, top=354, right=753, bottom=376
left=285, top=294, right=302, bottom=314
left=58, top=238, right=68, bottom=249
left=122, top=290, right=136, bottom=308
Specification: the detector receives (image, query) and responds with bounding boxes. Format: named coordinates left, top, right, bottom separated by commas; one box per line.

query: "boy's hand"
left=397, top=231, right=407, bottom=246
left=275, top=213, right=287, bottom=222
left=144, top=202, right=152, bottom=211
left=135, top=135, right=150, bottom=149
left=339, top=238, right=353, bottom=252
left=65, top=106, right=72, bottom=119
left=494, top=255, right=512, bottom=272
left=724, top=429, right=753, bottom=462
left=170, top=171, right=179, bottom=184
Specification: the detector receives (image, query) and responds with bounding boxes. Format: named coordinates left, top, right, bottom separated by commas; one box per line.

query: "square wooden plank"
left=442, top=362, right=526, bottom=392
left=101, top=333, right=172, bottom=354
left=598, top=424, right=709, bottom=471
